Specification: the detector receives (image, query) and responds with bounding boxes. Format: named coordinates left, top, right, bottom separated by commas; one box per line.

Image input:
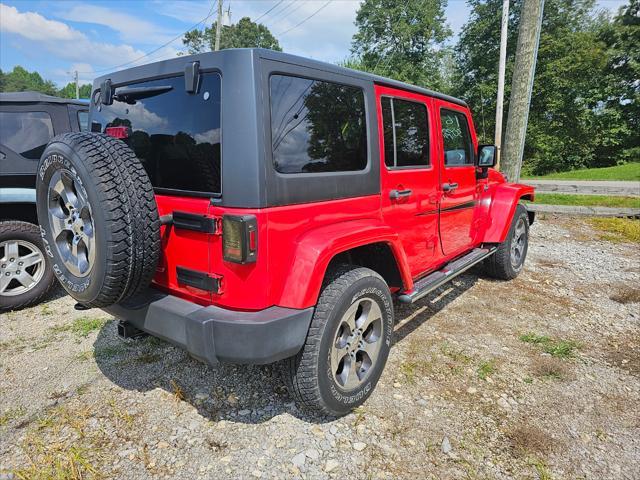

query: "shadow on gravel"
left=93, top=273, right=479, bottom=425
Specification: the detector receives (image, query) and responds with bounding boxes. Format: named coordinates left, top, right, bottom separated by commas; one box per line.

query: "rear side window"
left=77, top=111, right=89, bottom=131
left=270, top=74, right=368, bottom=174
left=381, top=97, right=429, bottom=168
left=0, top=111, right=54, bottom=159
left=91, top=72, right=221, bottom=195
left=441, top=109, right=473, bottom=166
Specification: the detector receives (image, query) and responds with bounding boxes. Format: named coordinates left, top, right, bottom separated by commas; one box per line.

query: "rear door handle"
left=442, top=182, right=459, bottom=193
left=390, top=189, right=412, bottom=200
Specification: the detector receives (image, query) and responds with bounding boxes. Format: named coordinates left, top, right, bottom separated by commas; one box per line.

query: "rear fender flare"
left=277, top=220, right=412, bottom=309
left=480, top=183, right=535, bottom=244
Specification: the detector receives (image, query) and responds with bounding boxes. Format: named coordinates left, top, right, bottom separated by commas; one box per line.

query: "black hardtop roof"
left=94, top=48, right=467, bottom=108
left=0, top=91, right=89, bottom=106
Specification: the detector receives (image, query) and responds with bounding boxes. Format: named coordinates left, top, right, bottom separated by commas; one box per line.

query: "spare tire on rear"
left=36, top=133, right=160, bottom=308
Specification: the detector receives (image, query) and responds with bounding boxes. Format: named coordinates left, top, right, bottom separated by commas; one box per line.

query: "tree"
left=58, top=82, right=92, bottom=99
left=598, top=0, right=639, bottom=163
left=0, top=66, right=58, bottom=95
left=350, top=0, right=452, bottom=90
left=182, top=17, right=282, bottom=54
left=454, top=0, right=631, bottom=175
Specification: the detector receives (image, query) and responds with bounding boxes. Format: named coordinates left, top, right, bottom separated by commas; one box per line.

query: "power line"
left=278, top=0, right=332, bottom=37
left=254, top=0, right=285, bottom=22
left=78, top=1, right=218, bottom=75
left=269, top=0, right=309, bottom=30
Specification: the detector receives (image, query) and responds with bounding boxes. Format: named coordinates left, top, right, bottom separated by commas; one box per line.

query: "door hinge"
left=176, top=266, right=223, bottom=294
left=173, top=211, right=222, bottom=235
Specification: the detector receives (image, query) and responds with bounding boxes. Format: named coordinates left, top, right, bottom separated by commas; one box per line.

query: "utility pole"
left=494, top=0, right=509, bottom=170
left=74, top=70, right=79, bottom=99
left=215, top=0, right=223, bottom=51
left=501, top=0, right=544, bottom=182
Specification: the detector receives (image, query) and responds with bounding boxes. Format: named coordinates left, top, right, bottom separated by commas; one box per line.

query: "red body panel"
left=151, top=88, right=533, bottom=312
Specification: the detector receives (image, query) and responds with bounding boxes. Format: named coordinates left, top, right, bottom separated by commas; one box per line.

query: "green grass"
left=51, top=317, right=109, bottom=338
left=523, top=162, right=640, bottom=181
left=589, top=217, right=640, bottom=243
left=531, top=193, right=640, bottom=209
left=519, top=333, right=580, bottom=359
left=477, top=360, right=496, bottom=380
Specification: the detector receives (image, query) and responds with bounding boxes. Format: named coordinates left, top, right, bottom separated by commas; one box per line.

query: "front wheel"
left=0, top=221, right=57, bottom=312
left=484, top=203, right=530, bottom=280
left=281, top=265, right=394, bottom=416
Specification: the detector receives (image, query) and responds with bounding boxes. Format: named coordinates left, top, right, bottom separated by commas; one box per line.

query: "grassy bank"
left=523, top=163, right=640, bottom=181
left=589, top=218, right=640, bottom=243
left=532, top=193, right=640, bottom=209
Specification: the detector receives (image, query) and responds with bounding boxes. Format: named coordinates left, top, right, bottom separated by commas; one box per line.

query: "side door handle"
left=442, top=182, right=459, bottom=193
left=390, top=189, right=413, bottom=200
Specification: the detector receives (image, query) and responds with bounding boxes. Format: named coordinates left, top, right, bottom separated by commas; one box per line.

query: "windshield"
left=90, top=72, right=222, bottom=196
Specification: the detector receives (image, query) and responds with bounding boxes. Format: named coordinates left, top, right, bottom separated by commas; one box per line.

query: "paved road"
left=524, top=179, right=640, bottom=196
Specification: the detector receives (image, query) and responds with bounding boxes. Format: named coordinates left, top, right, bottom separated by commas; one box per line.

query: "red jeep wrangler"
left=35, top=49, right=534, bottom=416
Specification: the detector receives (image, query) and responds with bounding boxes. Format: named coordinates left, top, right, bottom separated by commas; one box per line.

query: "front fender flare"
left=481, top=183, right=535, bottom=244
left=277, top=219, right=412, bottom=309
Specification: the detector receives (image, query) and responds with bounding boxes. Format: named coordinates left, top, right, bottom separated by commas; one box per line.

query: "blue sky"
left=0, top=0, right=628, bottom=87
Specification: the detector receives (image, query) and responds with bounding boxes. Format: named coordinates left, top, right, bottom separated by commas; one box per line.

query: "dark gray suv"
left=0, top=92, right=88, bottom=311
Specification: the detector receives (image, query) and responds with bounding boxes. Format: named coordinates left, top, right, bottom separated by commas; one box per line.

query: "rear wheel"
left=281, top=265, right=394, bottom=416
left=484, top=204, right=530, bottom=280
left=0, top=221, right=56, bottom=312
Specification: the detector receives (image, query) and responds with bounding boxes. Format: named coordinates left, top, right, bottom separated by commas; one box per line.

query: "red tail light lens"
left=105, top=126, right=130, bottom=139
left=223, top=215, right=257, bottom=264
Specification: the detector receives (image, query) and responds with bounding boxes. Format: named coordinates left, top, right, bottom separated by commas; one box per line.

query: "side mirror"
left=100, top=79, right=113, bottom=106
left=477, top=145, right=496, bottom=168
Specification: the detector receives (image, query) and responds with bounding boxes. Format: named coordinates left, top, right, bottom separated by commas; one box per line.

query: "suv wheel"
left=281, top=265, right=394, bottom=416
left=36, top=133, right=161, bottom=308
left=0, top=221, right=57, bottom=312
left=484, top=203, right=530, bottom=280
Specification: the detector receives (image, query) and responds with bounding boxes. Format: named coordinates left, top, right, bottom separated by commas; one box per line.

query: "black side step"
left=397, top=247, right=496, bottom=304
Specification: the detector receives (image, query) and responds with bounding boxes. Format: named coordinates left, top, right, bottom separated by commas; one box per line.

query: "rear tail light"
left=223, top=215, right=257, bottom=264
left=105, top=126, right=130, bottom=139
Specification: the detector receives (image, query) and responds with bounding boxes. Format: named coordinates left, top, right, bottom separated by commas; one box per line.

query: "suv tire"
left=36, top=133, right=160, bottom=308
left=0, top=221, right=57, bottom=312
left=281, top=265, right=394, bottom=416
left=484, top=204, right=530, bottom=280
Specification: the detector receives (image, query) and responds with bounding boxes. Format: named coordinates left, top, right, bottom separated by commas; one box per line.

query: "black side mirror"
left=477, top=145, right=496, bottom=168
left=100, top=79, right=113, bottom=106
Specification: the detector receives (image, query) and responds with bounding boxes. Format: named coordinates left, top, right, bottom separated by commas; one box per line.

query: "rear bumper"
left=103, top=289, right=314, bottom=365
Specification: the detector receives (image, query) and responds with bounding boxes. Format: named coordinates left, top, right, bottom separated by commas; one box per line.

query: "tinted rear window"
left=91, top=72, right=221, bottom=195
left=0, top=111, right=54, bottom=159
left=270, top=74, right=368, bottom=174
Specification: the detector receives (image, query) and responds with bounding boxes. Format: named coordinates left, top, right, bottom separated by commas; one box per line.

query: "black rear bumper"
left=103, top=290, right=314, bottom=365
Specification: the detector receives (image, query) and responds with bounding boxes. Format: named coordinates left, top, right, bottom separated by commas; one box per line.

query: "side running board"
left=397, top=247, right=496, bottom=304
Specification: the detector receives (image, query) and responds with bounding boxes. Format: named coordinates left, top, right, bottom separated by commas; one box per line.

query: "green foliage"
left=453, top=0, right=638, bottom=175
left=350, top=0, right=452, bottom=91
left=182, top=16, right=281, bottom=54
left=0, top=65, right=58, bottom=95
left=57, top=82, right=92, bottom=99
left=0, top=66, right=91, bottom=99
left=519, top=332, right=580, bottom=358
left=477, top=359, right=496, bottom=380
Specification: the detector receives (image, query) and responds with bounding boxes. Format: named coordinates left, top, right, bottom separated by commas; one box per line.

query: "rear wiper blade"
left=113, top=85, right=173, bottom=104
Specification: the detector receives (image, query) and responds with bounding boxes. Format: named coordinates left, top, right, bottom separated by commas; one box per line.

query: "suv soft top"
left=0, top=92, right=88, bottom=106
left=92, top=48, right=467, bottom=108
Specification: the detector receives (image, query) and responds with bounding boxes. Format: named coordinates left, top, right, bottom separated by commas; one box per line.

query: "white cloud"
left=0, top=3, right=145, bottom=68
left=153, top=0, right=213, bottom=24
left=58, top=4, right=178, bottom=45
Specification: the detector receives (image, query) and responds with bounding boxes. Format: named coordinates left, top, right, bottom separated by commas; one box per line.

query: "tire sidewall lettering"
left=321, top=277, right=393, bottom=409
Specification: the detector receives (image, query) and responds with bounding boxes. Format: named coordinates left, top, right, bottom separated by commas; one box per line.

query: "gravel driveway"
left=1, top=216, right=638, bottom=479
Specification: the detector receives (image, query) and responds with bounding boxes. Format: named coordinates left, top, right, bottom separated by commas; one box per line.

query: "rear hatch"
left=89, top=72, right=222, bottom=305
